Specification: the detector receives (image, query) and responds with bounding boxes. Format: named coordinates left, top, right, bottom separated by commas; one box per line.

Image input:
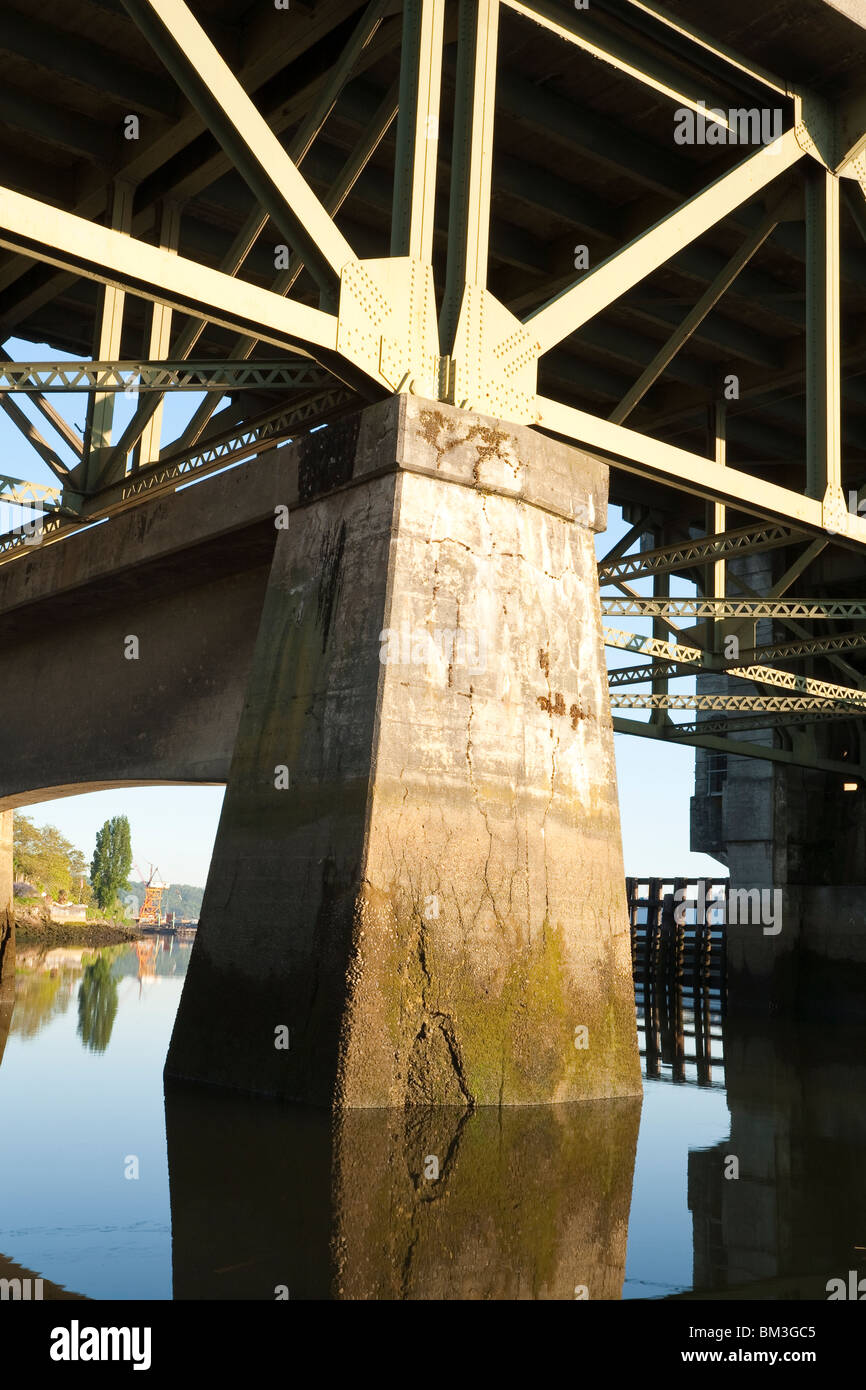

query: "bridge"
left=0, top=0, right=865, bottom=1105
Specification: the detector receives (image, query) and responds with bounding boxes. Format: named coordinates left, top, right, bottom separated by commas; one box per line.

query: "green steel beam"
left=611, top=693, right=866, bottom=712
left=0, top=350, right=83, bottom=460
left=536, top=395, right=866, bottom=549
left=0, top=476, right=63, bottom=509
left=503, top=0, right=739, bottom=119
left=805, top=167, right=843, bottom=520
left=0, top=10, right=179, bottom=118
left=598, top=521, right=803, bottom=583
left=612, top=715, right=860, bottom=776
left=0, top=184, right=341, bottom=359
left=602, top=597, right=866, bottom=620
left=172, top=81, right=399, bottom=456
left=740, top=632, right=866, bottom=662
left=118, top=0, right=356, bottom=294
left=668, top=709, right=863, bottom=737
left=609, top=212, right=780, bottom=425
left=80, top=386, right=356, bottom=518
left=0, top=361, right=332, bottom=392
left=390, top=0, right=446, bottom=261
left=605, top=650, right=866, bottom=708
left=440, top=0, right=499, bottom=349
left=0, top=395, right=70, bottom=482
left=526, top=129, right=804, bottom=356
left=617, top=0, right=790, bottom=98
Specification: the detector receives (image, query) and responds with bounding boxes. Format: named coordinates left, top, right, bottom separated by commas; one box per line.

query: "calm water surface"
left=0, top=937, right=862, bottom=1299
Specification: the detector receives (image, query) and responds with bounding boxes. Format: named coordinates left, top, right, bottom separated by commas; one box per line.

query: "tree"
left=77, top=955, right=119, bottom=1053
left=13, top=814, right=91, bottom=900
left=90, top=815, right=133, bottom=912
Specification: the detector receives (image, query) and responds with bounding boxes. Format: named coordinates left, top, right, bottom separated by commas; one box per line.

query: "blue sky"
left=3, top=336, right=723, bottom=886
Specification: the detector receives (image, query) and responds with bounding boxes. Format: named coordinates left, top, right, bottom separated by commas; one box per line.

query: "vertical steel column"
left=137, top=201, right=181, bottom=470
left=713, top=402, right=726, bottom=653
left=651, top=526, right=669, bottom=724
left=83, top=179, right=134, bottom=488
left=439, top=0, right=499, bottom=348
left=390, top=0, right=446, bottom=261
left=806, top=168, right=842, bottom=509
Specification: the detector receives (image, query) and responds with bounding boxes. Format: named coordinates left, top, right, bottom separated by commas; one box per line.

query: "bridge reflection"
left=685, top=1017, right=866, bottom=1299
left=0, top=924, right=13, bottom=1072
left=164, top=1086, right=641, bottom=1300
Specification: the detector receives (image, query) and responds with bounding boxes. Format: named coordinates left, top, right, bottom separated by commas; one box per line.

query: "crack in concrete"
left=464, top=685, right=504, bottom=933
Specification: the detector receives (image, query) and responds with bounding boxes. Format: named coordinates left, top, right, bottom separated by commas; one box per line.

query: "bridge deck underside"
left=0, top=0, right=861, bottom=495
left=1, top=0, right=866, bottom=774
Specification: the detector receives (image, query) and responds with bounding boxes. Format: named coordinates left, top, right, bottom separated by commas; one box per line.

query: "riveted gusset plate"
left=795, top=93, right=838, bottom=168
left=337, top=257, right=440, bottom=397
left=448, top=284, right=540, bottom=424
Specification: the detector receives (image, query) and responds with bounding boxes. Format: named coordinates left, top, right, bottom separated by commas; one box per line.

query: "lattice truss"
left=0, top=0, right=864, bottom=777
left=599, top=513, right=866, bottom=777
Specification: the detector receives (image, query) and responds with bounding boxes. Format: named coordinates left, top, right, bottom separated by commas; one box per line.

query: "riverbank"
left=14, top=909, right=139, bottom=947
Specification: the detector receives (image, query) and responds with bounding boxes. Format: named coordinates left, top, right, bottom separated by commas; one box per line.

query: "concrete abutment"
left=166, top=395, right=641, bottom=1107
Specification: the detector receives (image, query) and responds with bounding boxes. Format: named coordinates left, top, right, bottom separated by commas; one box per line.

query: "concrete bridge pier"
left=0, top=810, right=13, bottom=954
left=711, top=759, right=866, bottom=1021
left=166, top=395, right=640, bottom=1107
left=0, top=810, right=14, bottom=1071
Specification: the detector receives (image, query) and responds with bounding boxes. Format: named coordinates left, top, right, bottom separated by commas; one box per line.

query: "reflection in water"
left=0, top=1249, right=87, bottom=1301
left=0, top=923, right=13, bottom=1071
left=637, top=973, right=725, bottom=1088
left=77, top=954, right=119, bottom=1053
left=686, top=1017, right=866, bottom=1300
left=2, top=933, right=866, bottom=1300
left=164, top=1086, right=641, bottom=1299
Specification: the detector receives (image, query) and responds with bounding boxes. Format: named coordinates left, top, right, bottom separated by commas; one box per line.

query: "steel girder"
left=606, top=657, right=866, bottom=708
left=0, top=0, right=861, bottom=561
left=740, top=632, right=866, bottom=661
left=0, top=362, right=332, bottom=393
left=597, top=522, right=804, bottom=583
left=611, top=715, right=861, bottom=777
left=0, top=385, right=355, bottom=562
left=0, top=477, right=63, bottom=510
left=601, top=597, right=866, bottom=620
left=611, top=693, right=866, bottom=713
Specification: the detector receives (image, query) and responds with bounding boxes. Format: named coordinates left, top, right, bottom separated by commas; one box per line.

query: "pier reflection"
left=0, top=924, right=12, bottom=1071
left=686, top=1017, right=866, bottom=1298
left=164, top=1086, right=641, bottom=1300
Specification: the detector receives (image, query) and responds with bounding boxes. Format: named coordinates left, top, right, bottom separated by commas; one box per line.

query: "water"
left=1, top=936, right=863, bottom=1300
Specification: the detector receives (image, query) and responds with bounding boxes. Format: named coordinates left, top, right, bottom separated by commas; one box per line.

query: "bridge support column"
left=0, top=811, right=12, bottom=944
left=166, top=395, right=640, bottom=1106
left=0, top=811, right=14, bottom=1069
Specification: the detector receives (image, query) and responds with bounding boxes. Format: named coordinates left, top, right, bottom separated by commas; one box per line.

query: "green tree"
left=13, top=814, right=91, bottom=900
left=77, top=954, right=119, bottom=1053
left=90, top=815, right=133, bottom=912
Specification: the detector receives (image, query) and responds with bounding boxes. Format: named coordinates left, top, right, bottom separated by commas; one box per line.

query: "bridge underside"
left=2, top=0, right=866, bottom=1096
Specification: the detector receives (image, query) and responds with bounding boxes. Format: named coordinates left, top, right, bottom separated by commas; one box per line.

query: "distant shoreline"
left=14, top=914, right=140, bottom=948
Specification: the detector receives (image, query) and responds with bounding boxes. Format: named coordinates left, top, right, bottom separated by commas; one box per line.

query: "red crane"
left=133, top=860, right=168, bottom=929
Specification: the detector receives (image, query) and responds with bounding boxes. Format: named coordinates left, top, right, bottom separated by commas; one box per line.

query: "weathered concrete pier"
left=167, top=395, right=639, bottom=1104
left=0, top=0, right=865, bottom=1100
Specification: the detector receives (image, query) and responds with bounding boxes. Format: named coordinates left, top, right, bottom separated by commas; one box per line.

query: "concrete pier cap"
left=166, top=394, right=641, bottom=1108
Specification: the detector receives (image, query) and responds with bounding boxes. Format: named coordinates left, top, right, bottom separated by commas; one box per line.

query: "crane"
left=133, top=860, right=168, bottom=929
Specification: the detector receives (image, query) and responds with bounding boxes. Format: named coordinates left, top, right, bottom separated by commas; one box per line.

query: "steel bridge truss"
left=601, top=515, right=866, bottom=776
left=0, top=0, right=864, bottom=782
left=0, top=0, right=863, bottom=531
